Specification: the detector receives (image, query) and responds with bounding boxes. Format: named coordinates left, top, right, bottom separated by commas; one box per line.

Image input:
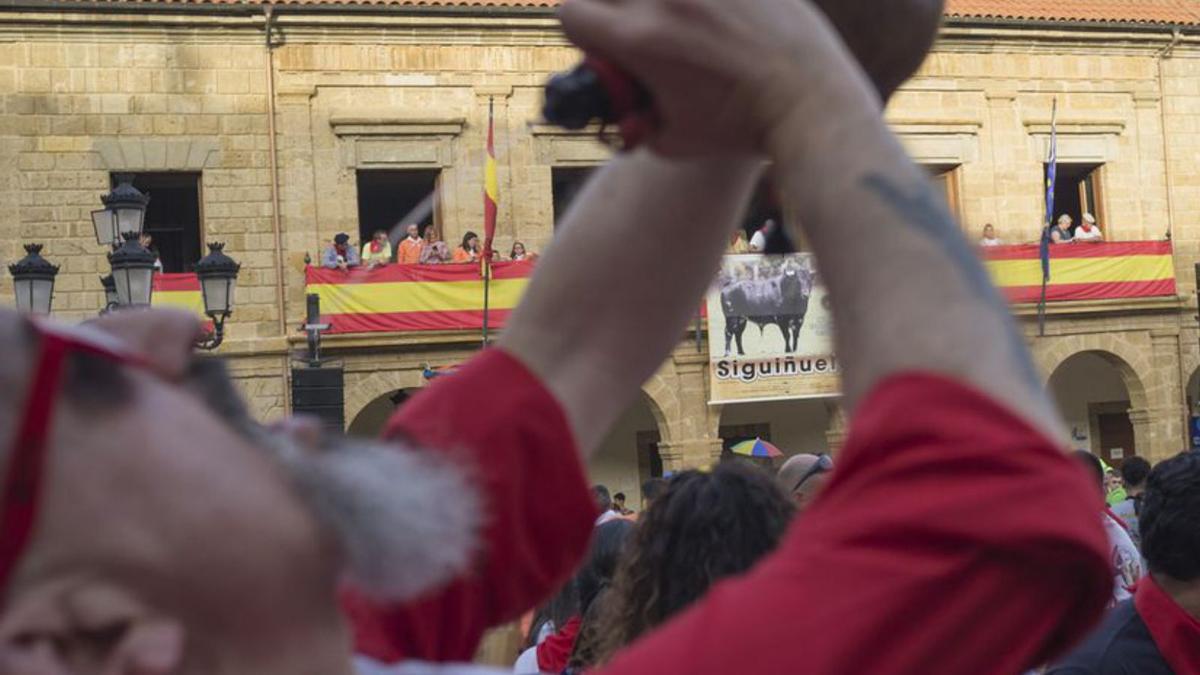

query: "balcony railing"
left=148, top=241, right=1173, bottom=338
left=305, top=261, right=534, bottom=334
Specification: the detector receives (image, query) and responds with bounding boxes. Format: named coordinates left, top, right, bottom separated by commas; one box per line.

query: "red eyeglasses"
left=0, top=318, right=147, bottom=599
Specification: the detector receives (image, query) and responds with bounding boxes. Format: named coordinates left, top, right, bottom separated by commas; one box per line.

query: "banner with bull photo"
left=706, top=254, right=840, bottom=404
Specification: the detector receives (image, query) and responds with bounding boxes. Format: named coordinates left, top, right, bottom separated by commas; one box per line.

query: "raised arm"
left=500, top=153, right=761, bottom=454
left=558, top=0, right=1062, bottom=441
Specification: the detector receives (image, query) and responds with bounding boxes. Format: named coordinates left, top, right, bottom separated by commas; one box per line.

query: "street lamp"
left=99, top=274, right=118, bottom=314
left=194, top=242, right=241, bottom=350
left=8, top=243, right=59, bottom=315
left=91, top=174, right=149, bottom=248
left=107, top=232, right=157, bottom=307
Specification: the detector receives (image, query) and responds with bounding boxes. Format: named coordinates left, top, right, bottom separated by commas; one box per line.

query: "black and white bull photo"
left=720, top=262, right=817, bottom=356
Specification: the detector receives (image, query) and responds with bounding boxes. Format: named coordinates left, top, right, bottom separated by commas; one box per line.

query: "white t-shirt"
left=979, top=237, right=1003, bottom=247
left=749, top=229, right=768, bottom=252
left=1074, top=226, right=1103, bottom=241
left=1102, top=512, right=1143, bottom=606
left=595, top=509, right=622, bottom=526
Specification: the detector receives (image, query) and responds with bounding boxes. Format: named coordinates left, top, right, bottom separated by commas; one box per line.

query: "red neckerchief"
left=370, top=240, right=384, bottom=253
left=1105, top=507, right=1130, bottom=533
left=1135, top=574, right=1200, bottom=674
left=536, top=615, right=581, bottom=673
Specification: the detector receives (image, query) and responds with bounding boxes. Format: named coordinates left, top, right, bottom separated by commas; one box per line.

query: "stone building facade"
left=1, top=0, right=1199, bottom=502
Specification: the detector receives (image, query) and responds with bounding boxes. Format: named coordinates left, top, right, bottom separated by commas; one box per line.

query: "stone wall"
left=0, top=8, right=1198, bottom=466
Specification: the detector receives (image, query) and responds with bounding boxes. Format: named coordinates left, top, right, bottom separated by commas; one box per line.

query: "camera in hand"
left=543, top=57, right=655, bottom=148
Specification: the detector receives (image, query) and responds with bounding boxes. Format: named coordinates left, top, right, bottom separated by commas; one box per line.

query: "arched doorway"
left=589, top=394, right=663, bottom=512
left=1185, top=367, right=1200, bottom=450
left=1049, top=351, right=1143, bottom=467
left=347, top=388, right=420, bottom=438
left=717, top=398, right=832, bottom=469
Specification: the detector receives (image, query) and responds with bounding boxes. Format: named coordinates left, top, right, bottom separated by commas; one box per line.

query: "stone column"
left=1127, top=408, right=1157, bottom=463
left=1148, top=329, right=1185, bottom=460
left=658, top=438, right=724, bottom=473
left=824, top=400, right=848, bottom=454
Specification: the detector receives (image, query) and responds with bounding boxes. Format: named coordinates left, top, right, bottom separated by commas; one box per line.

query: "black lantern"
left=107, top=232, right=157, bottom=307
left=99, top=274, right=118, bottom=314
left=8, top=243, right=59, bottom=315
left=194, top=242, right=241, bottom=350
left=91, top=174, right=149, bottom=247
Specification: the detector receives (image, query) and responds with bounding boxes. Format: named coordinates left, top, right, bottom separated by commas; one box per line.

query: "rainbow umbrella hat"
left=730, top=438, right=784, bottom=459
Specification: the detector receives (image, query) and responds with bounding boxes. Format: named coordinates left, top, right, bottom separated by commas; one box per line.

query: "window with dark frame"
left=551, top=166, right=597, bottom=227
left=1045, top=163, right=1105, bottom=236
left=924, top=164, right=962, bottom=222
left=356, top=170, right=441, bottom=245
left=115, top=173, right=202, bottom=274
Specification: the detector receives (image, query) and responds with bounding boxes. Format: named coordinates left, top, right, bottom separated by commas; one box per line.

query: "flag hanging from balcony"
left=483, top=97, right=498, bottom=276
left=1038, top=98, right=1057, bottom=335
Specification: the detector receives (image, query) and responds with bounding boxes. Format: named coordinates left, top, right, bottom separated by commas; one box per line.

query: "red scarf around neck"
left=1135, top=574, right=1200, bottom=674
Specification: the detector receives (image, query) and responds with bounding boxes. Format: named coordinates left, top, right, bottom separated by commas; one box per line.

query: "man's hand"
left=559, top=0, right=874, bottom=156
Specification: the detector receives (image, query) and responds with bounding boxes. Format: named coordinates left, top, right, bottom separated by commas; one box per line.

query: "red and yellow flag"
left=482, top=98, right=498, bottom=276
left=982, top=241, right=1176, bottom=303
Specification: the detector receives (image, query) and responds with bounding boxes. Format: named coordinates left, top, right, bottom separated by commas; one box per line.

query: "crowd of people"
left=978, top=213, right=1108, bottom=248
left=7, top=0, right=1200, bottom=674
left=321, top=225, right=535, bottom=271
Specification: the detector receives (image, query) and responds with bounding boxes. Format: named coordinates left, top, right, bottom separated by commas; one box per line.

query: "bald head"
left=777, top=454, right=832, bottom=512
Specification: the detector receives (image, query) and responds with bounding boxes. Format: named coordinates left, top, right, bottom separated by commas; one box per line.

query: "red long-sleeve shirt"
left=346, top=352, right=1110, bottom=674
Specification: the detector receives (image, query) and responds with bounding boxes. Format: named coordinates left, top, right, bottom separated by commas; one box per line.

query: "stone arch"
left=343, top=368, right=426, bottom=432
left=639, top=374, right=675, bottom=444
left=1036, top=334, right=1151, bottom=412
left=1046, top=347, right=1148, bottom=464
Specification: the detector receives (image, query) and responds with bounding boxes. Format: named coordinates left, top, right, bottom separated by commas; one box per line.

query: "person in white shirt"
left=593, top=484, right=622, bottom=525
left=979, top=223, right=1003, bottom=247
left=749, top=219, right=778, bottom=252
left=1074, top=451, right=1144, bottom=606
left=1074, top=213, right=1104, bottom=242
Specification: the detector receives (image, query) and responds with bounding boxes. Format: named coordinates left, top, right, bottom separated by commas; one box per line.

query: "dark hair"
left=525, top=579, right=580, bottom=649
left=641, top=478, right=667, bottom=503
left=569, top=519, right=633, bottom=668
left=1072, top=450, right=1105, bottom=490
left=613, top=492, right=626, bottom=502
left=511, top=241, right=526, bottom=257
left=460, top=231, right=478, bottom=251
left=1140, top=452, right=1200, bottom=582
left=1121, top=457, right=1151, bottom=489
left=585, top=462, right=794, bottom=666
left=592, top=484, right=612, bottom=513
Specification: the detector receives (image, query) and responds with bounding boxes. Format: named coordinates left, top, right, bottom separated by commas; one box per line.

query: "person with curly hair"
left=572, top=462, right=794, bottom=668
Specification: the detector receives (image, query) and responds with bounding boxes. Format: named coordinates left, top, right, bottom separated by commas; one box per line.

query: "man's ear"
left=0, top=582, right=185, bottom=675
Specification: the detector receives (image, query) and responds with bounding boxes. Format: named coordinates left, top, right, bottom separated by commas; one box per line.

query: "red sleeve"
left=341, top=348, right=596, bottom=664
left=599, top=373, right=1111, bottom=675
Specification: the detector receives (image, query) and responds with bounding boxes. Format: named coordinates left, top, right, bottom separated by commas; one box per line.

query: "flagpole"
left=1038, top=98, right=1057, bottom=338
left=482, top=96, right=495, bottom=348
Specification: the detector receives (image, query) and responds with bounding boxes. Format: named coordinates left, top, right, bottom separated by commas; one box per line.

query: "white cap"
left=1083, top=213, right=1096, bottom=224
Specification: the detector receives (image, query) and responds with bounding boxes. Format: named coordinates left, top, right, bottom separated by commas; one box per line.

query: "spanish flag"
left=483, top=97, right=498, bottom=275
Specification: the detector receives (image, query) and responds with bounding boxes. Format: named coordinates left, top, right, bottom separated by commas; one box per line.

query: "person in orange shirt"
left=396, top=223, right=425, bottom=265
left=452, top=231, right=481, bottom=264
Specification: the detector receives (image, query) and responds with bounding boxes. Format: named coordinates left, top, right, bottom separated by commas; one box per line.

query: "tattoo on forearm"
left=861, top=172, right=1042, bottom=389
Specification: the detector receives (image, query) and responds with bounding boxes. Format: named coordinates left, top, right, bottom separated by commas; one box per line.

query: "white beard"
left=277, top=440, right=482, bottom=604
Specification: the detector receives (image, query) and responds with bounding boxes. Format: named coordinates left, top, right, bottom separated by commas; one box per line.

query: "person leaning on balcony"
left=1074, top=213, right=1104, bottom=243
left=510, top=241, right=532, bottom=261
left=321, top=232, right=361, bottom=271
left=361, top=230, right=393, bottom=268
left=978, top=223, right=1003, bottom=247
left=396, top=223, right=425, bottom=265
left=420, top=226, right=452, bottom=265
left=453, top=231, right=481, bottom=263
left=1049, top=215, right=1074, bottom=244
